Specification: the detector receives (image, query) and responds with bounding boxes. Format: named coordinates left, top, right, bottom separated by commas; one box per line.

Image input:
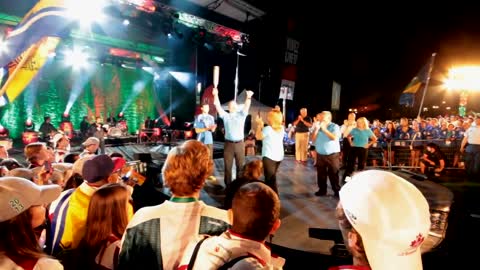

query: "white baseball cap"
left=51, top=133, right=68, bottom=149
left=339, top=170, right=431, bottom=270
left=0, top=177, right=61, bottom=222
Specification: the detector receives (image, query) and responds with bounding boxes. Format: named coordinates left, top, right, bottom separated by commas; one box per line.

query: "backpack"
left=187, top=237, right=256, bottom=270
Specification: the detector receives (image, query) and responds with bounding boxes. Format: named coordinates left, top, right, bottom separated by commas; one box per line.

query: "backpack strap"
left=187, top=236, right=209, bottom=270
left=218, top=255, right=254, bottom=270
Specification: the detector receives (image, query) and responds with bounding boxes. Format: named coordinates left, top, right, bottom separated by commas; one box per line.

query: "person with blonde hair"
left=343, top=117, right=377, bottom=182
left=255, top=108, right=284, bottom=193
left=118, top=140, right=229, bottom=270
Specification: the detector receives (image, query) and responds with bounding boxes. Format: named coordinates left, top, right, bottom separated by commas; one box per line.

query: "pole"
left=416, top=52, right=437, bottom=119
left=169, top=75, right=172, bottom=122
left=195, top=46, right=199, bottom=105
left=234, top=48, right=240, bottom=102
left=282, top=98, right=286, bottom=123
left=258, top=75, right=263, bottom=103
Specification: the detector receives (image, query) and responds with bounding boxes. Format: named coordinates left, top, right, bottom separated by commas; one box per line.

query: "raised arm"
left=212, top=87, right=227, bottom=117
left=255, top=115, right=264, bottom=140
left=243, top=90, right=254, bottom=114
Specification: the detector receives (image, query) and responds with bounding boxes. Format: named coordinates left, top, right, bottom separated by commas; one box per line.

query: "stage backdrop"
left=0, top=61, right=172, bottom=139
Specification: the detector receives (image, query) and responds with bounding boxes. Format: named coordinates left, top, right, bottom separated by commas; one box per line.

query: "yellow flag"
left=0, top=37, right=60, bottom=103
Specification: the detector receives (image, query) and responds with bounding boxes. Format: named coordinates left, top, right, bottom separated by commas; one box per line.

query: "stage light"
left=65, top=66, right=96, bottom=114
left=204, top=43, right=214, bottom=51
left=66, top=0, right=107, bottom=28
left=184, top=130, right=193, bottom=139
left=0, top=96, right=7, bottom=107
left=167, top=33, right=172, bottom=38
left=64, top=47, right=90, bottom=69
left=118, top=112, right=124, bottom=118
left=152, top=56, right=164, bottom=63
left=123, top=19, right=130, bottom=26
left=169, top=71, right=192, bottom=89
left=0, top=41, right=8, bottom=53
left=197, top=82, right=202, bottom=93
left=142, top=66, right=154, bottom=74
left=25, top=119, right=33, bottom=128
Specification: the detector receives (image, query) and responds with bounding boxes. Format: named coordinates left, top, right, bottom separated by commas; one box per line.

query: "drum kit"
left=107, top=122, right=128, bottom=137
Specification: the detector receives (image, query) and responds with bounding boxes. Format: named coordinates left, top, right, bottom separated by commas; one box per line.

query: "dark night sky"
left=257, top=3, right=480, bottom=119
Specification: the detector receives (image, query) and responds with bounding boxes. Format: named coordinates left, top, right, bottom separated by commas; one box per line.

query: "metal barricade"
left=365, top=139, right=464, bottom=171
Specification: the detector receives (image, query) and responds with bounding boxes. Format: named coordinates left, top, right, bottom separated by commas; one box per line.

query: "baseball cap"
left=82, top=155, right=114, bottom=183
left=51, top=133, right=68, bottom=149
left=0, top=177, right=61, bottom=222
left=111, top=157, right=126, bottom=173
left=72, top=156, right=92, bottom=176
left=339, top=170, right=431, bottom=270
left=82, top=137, right=100, bottom=147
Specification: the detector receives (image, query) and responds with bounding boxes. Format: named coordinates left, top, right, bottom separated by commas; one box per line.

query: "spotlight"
left=0, top=41, right=9, bottom=53
left=64, top=47, right=90, bottom=69
left=123, top=19, right=130, bottom=26
left=241, top=34, right=250, bottom=44
left=167, top=33, right=172, bottom=38
left=24, top=119, right=35, bottom=132
left=118, top=112, right=124, bottom=118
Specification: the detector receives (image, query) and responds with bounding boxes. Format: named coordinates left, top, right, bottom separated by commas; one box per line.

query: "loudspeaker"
left=134, top=153, right=152, bottom=163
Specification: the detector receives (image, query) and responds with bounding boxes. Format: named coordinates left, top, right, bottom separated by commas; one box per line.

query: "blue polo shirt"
left=350, top=128, right=375, bottom=148
left=194, top=113, right=215, bottom=145
left=314, top=122, right=341, bottom=155
left=219, top=110, right=247, bottom=141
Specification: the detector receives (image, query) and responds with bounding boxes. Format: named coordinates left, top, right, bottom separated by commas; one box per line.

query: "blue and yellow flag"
left=0, top=0, right=70, bottom=67
left=399, top=61, right=430, bottom=107
left=0, top=0, right=71, bottom=105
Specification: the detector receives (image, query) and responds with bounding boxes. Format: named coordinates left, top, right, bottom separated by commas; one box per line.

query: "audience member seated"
left=0, top=177, right=63, bottom=270
left=420, top=142, right=446, bottom=177
left=118, top=140, right=230, bottom=270
left=332, top=170, right=430, bottom=270
left=224, top=159, right=264, bottom=209
left=73, top=184, right=131, bottom=270
left=179, top=182, right=285, bottom=269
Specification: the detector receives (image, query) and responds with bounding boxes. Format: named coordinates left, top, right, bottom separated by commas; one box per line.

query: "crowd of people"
left=284, top=110, right=480, bottom=184
left=0, top=87, right=477, bottom=269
